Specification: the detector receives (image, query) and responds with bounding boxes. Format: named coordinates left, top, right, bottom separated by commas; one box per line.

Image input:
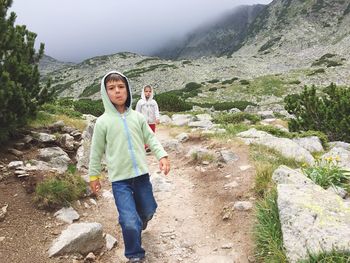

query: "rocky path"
left=96, top=127, right=257, bottom=263
left=0, top=126, right=257, bottom=263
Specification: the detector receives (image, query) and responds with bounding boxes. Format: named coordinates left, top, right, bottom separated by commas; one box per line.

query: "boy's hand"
left=155, top=119, right=160, bottom=124
left=159, top=157, right=170, bottom=175
left=90, top=179, right=101, bottom=196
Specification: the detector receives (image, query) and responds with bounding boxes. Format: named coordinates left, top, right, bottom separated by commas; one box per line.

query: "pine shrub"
left=284, top=83, right=350, bottom=142
left=0, top=1, right=54, bottom=143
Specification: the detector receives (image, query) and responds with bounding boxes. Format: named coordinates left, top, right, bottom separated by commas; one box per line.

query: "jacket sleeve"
left=141, top=116, right=167, bottom=160
left=135, top=100, right=141, bottom=112
left=154, top=101, right=160, bottom=120
left=88, top=119, right=106, bottom=181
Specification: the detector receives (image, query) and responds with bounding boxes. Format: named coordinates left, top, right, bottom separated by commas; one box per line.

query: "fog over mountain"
left=10, top=0, right=272, bottom=62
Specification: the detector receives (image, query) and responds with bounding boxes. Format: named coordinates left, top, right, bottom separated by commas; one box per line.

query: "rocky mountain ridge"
left=40, top=0, right=350, bottom=105
left=154, top=4, right=265, bottom=59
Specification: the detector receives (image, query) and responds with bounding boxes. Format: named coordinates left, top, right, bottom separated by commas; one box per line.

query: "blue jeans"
left=112, top=173, right=157, bottom=259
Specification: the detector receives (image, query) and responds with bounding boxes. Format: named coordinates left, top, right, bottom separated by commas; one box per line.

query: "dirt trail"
left=0, top=126, right=257, bottom=263
left=97, top=126, right=257, bottom=263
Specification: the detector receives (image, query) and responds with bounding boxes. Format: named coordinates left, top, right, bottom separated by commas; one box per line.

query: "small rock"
left=84, top=252, right=96, bottom=262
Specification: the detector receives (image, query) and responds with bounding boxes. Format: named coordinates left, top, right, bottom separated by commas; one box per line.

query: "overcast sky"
left=10, top=0, right=272, bottom=62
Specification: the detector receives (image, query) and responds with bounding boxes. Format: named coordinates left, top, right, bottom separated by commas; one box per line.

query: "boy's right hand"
left=90, top=179, right=101, bottom=196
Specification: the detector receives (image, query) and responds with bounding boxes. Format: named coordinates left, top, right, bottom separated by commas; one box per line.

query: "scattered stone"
left=223, top=181, right=238, bottom=189
left=8, top=161, right=24, bottom=169
left=84, top=252, right=96, bottom=262
left=239, top=165, right=252, bottom=171
left=0, top=204, right=9, bottom=222
left=233, top=201, right=253, bottom=211
left=54, top=207, right=80, bottom=224
left=221, top=243, right=233, bottom=249
left=105, top=234, right=118, bottom=250
left=49, top=223, right=104, bottom=257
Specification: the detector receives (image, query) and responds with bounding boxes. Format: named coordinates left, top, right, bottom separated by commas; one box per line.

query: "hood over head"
left=100, top=71, right=132, bottom=113
left=141, top=85, right=154, bottom=101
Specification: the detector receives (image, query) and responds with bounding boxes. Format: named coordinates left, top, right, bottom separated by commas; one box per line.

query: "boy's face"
left=106, top=80, right=128, bottom=108
left=144, top=87, right=152, bottom=99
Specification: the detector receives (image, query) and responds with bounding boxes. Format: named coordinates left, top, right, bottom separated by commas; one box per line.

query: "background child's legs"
left=148, top=124, right=156, bottom=133
left=133, top=173, right=157, bottom=227
left=145, top=124, right=156, bottom=151
left=112, top=180, right=145, bottom=259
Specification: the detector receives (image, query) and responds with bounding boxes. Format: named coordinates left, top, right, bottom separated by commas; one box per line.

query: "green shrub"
left=258, top=36, right=282, bottom=52
left=207, top=79, right=220, bottom=84
left=0, top=2, right=54, bottom=144
left=302, top=157, right=350, bottom=191
left=208, top=87, right=218, bottom=92
left=155, top=93, right=192, bottom=112
left=284, top=83, right=350, bottom=142
left=74, top=99, right=104, bottom=117
left=307, top=68, right=325, bottom=75
left=184, top=82, right=202, bottom=91
left=240, top=79, right=250, bottom=85
left=40, top=102, right=82, bottom=118
left=222, top=77, right=239, bottom=84
left=214, top=112, right=261, bottom=125
left=193, top=101, right=256, bottom=111
left=254, top=125, right=292, bottom=138
left=35, top=172, right=86, bottom=209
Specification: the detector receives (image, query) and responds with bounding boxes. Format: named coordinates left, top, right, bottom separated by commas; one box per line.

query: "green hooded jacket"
left=88, top=71, right=168, bottom=182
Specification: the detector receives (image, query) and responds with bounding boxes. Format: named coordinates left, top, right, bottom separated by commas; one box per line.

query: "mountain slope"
left=39, top=55, right=75, bottom=75
left=242, top=0, right=350, bottom=56
left=154, top=5, right=265, bottom=60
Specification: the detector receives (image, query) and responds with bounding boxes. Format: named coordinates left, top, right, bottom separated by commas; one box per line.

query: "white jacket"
left=135, top=86, right=160, bottom=124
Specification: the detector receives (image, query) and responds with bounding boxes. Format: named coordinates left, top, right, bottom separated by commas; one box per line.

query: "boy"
left=135, top=85, right=160, bottom=153
left=88, top=71, right=170, bottom=263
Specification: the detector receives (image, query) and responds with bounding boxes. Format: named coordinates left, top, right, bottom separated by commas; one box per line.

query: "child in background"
left=135, top=85, right=160, bottom=153
left=88, top=71, right=170, bottom=263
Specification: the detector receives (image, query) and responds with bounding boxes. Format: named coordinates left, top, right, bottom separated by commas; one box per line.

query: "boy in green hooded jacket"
left=88, top=71, right=170, bottom=262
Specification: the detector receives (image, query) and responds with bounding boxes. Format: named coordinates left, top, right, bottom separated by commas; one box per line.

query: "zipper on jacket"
left=120, top=113, right=140, bottom=176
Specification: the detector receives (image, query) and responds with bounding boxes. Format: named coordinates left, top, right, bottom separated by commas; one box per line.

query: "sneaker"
left=142, top=215, right=153, bottom=231
left=142, top=220, right=148, bottom=231
left=128, top=257, right=145, bottom=263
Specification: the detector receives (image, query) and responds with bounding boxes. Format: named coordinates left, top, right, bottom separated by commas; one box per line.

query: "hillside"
left=154, top=4, right=265, bottom=60
left=40, top=0, right=350, bottom=108
left=39, top=55, right=75, bottom=75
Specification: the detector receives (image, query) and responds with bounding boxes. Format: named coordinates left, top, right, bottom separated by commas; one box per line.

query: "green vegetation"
left=53, top=79, right=82, bottom=95
left=311, top=0, right=326, bottom=13
left=251, top=144, right=300, bottom=197
left=191, top=152, right=215, bottom=163
left=44, top=98, right=104, bottom=117
left=207, top=79, right=220, bottom=84
left=302, top=157, right=350, bottom=192
left=239, top=79, right=250, bottom=85
left=0, top=1, right=54, bottom=143
left=344, top=3, right=350, bottom=16
left=312, top=54, right=343, bottom=68
left=213, top=112, right=261, bottom=125
left=254, top=190, right=287, bottom=262
left=258, top=36, right=282, bottom=52
left=285, top=83, right=350, bottom=142
left=155, top=93, right=192, bottom=112
left=135, top=57, right=159, bottom=65
left=124, top=64, right=178, bottom=78
left=79, top=78, right=101, bottom=97
left=194, top=101, right=256, bottom=111
left=35, top=166, right=87, bottom=209
left=222, top=77, right=239, bottom=84
left=299, top=251, right=350, bottom=262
